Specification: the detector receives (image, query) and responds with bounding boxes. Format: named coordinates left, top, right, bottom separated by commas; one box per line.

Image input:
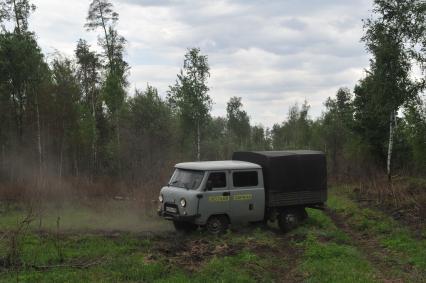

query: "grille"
left=164, top=203, right=179, bottom=214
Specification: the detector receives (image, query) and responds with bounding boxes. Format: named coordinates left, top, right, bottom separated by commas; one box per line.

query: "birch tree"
left=357, top=0, right=420, bottom=180
left=75, top=39, right=101, bottom=177
left=226, top=96, right=250, bottom=149
left=323, top=88, right=354, bottom=176
left=85, top=0, right=128, bottom=176
left=0, top=0, right=47, bottom=178
left=51, top=57, right=81, bottom=177
left=168, top=48, right=211, bottom=160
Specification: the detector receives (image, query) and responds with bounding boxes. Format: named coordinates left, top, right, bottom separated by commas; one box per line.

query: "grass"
left=0, top=231, right=277, bottom=283
left=295, top=209, right=378, bottom=283
left=328, top=186, right=426, bottom=271
left=0, top=205, right=283, bottom=283
left=1, top=186, right=425, bottom=282
left=164, top=251, right=275, bottom=283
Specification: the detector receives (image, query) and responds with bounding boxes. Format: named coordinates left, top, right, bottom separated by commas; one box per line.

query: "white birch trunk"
left=91, top=93, right=97, bottom=180
left=35, top=93, right=42, bottom=178
left=1, top=144, right=4, bottom=175
left=197, top=120, right=200, bottom=161
left=59, top=129, right=64, bottom=180
left=387, top=111, right=395, bottom=181
left=116, top=114, right=122, bottom=178
left=74, top=151, right=79, bottom=178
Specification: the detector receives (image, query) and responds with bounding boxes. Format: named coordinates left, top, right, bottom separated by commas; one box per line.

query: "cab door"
left=229, top=169, right=265, bottom=223
left=197, top=171, right=230, bottom=224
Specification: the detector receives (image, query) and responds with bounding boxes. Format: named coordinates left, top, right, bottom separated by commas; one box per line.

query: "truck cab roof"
left=175, top=160, right=261, bottom=171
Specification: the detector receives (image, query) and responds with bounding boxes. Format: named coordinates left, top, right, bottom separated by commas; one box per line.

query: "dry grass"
left=351, top=176, right=426, bottom=231
left=0, top=174, right=166, bottom=205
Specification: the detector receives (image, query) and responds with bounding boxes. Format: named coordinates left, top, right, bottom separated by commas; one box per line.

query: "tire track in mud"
left=247, top=232, right=305, bottom=283
left=146, top=228, right=305, bottom=282
left=324, top=207, right=419, bottom=283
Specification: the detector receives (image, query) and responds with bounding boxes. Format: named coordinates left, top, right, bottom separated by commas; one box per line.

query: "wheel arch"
left=207, top=213, right=231, bottom=224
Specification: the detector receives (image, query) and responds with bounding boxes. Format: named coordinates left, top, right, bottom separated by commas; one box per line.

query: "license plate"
left=166, top=206, right=177, bottom=213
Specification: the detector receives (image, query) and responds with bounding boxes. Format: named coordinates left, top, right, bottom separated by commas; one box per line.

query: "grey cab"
left=158, top=161, right=264, bottom=234
left=158, top=151, right=327, bottom=234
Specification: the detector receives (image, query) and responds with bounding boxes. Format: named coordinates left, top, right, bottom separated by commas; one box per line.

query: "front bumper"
left=158, top=210, right=200, bottom=221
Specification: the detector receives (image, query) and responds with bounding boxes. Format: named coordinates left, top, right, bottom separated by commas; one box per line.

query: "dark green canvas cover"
left=232, top=151, right=327, bottom=207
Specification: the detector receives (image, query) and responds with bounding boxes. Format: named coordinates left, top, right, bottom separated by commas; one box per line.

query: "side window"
left=233, top=171, right=258, bottom=187
left=207, top=172, right=227, bottom=189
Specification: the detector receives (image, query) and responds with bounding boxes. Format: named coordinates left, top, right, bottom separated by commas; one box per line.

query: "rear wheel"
left=173, top=221, right=198, bottom=233
left=278, top=209, right=301, bottom=232
left=206, top=215, right=229, bottom=235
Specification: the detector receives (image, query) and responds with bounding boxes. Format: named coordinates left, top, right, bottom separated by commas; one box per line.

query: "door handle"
left=222, top=191, right=230, bottom=196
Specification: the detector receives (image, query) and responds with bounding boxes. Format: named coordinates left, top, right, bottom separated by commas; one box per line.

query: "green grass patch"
left=328, top=186, right=426, bottom=272
left=161, top=251, right=274, bottom=283
left=0, top=212, right=288, bottom=283
left=296, top=209, right=378, bottom=283
left=3, top=187, right=423, bottom=282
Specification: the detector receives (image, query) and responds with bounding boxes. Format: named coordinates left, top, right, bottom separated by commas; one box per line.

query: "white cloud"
left=30, top=0, right=373, bottom=127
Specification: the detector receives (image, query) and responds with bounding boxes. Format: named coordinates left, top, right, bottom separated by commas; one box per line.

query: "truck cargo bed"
left=232, top=151, right=327, bottom=207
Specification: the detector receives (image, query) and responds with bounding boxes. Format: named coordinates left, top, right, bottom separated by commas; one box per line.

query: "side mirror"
left=206, top=180, right=213, bottom=191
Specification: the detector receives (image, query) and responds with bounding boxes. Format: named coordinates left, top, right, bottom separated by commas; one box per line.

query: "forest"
left=0, top=0, right=425, bottom=199
left=0, top=0, right=425, bottom=282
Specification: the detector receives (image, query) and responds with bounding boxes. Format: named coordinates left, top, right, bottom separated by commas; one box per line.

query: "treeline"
left=0, top=0, right=425, bottom=194
left=0, top=0, right=272, bottom=188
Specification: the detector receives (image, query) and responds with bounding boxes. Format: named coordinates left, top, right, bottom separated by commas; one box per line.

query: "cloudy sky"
left=30, top=0, right=373, bottom=127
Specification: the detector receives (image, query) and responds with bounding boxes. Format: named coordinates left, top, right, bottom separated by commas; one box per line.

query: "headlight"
left=180, top=198, right=186, bottom=207
left=159, top=194, right=163, bottom=203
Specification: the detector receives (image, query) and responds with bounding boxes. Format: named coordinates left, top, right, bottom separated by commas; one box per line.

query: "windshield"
left=169, top=169, right=205, bottom=190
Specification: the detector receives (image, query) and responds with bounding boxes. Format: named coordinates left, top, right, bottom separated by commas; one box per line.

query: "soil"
left=248, top=234, right=304, bottom=283
left=145, top=227, right=305, bottom=282
left=147, top=237, right=241, bottom=271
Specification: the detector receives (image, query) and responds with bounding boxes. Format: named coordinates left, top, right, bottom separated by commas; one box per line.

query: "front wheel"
left=206, top=215, right=229, bottom=235
left=173, top=221, right=198, bottom=233
left=278, top=209, right=301, bottom=232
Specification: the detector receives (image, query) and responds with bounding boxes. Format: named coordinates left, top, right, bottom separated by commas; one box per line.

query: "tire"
left=206, top=215, right=229, bottom=235
left=278, top=209, right=300, bottom=232
left=173, top=221, right=198, bottom=233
